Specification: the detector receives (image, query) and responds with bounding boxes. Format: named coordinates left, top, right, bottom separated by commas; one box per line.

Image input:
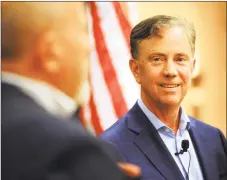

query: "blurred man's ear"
left=34, top=31, right=61, bottom=74
left=129, top=58, right=141, bottom=84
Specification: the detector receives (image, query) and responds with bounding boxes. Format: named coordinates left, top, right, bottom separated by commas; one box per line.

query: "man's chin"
left=160, top=98, right=181, bottom=107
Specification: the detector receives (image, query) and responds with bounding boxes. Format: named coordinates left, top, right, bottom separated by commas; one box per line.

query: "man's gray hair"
left=130, top=15, right=196, bottom=59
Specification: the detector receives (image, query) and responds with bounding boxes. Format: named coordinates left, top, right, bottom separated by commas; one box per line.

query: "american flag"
left=79, top=2, right=140, bottom=135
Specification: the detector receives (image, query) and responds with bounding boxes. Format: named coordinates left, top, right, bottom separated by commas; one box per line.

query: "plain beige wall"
left=136, top=2, right=226, bottom=135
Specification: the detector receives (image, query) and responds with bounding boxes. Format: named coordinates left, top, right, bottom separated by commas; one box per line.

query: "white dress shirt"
left=2, top=71, right=78, bottom=119
left=138, top=99, right=204, bottom=180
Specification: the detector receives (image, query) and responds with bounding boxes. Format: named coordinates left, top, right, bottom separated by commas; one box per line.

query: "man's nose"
left=163, top=60, right=177, bottom=77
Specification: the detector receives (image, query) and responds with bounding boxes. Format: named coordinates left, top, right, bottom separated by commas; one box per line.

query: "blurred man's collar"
left=2, top=71, right=78, bottom=119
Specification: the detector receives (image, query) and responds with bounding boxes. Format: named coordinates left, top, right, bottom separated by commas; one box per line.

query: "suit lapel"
left=189, top=118, right=219, bottom=180
left=127, top=103, right=185, bottom=180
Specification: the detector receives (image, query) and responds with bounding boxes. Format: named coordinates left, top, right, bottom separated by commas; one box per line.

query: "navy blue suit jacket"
left=2, top=83, right=137, bottom=180
left=101, top=103, right=227, bottom=180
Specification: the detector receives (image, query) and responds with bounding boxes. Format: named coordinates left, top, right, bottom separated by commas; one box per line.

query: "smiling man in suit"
left=101, top=15, right=227, bottom=180
left=1, top=2, right=141, bottom=180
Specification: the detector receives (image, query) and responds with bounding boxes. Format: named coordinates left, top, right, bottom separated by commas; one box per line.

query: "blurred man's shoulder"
left=2, top=82, right=87, bottom=139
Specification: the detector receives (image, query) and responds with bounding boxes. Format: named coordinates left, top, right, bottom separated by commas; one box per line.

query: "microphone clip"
left=175, top=140, right=189, bottom=156
left=175, top=149, right=185, bottom=155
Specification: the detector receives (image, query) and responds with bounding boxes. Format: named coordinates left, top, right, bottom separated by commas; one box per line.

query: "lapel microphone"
left=175, top=140, right=191, bottom=180
left=175, top=140, right=189, bottom=155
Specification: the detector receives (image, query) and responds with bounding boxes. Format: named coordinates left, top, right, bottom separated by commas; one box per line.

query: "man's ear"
left=34, top=31, right=61, bottom=73
left=129, top=58, right=141, bottom=84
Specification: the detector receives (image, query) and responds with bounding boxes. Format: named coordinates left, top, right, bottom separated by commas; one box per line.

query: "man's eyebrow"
left=148, top=51, right=190, bottom=57
left=147, top=52, right=166, bottom=56
left=175, top=53, right=190, bottom=58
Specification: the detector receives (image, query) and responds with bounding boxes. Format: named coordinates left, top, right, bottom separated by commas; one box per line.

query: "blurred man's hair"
left=130, top=15, right=196, bottom=59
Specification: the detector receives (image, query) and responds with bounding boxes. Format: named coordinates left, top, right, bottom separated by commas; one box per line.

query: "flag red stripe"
left=89, top=2, right=128, bottom=118
left=88, top=54, right=103, bottom=134
left=89, top=90, right=103, bottom=135
left=79, top=73, right=103, bottom=134
left=112, top=2, right=132, bottom=50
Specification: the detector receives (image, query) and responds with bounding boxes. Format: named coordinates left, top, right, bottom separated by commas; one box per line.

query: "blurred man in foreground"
left=101, top=15, right=227, bottom=180
left=1, top=2, right=140, bottom=180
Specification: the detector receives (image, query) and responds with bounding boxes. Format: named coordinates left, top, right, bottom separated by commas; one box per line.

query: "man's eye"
left=177, top=57, right=187, bottom=62
left=153, top=57, right=161, bottom=61
left=178, top=58, right=184, bottom=61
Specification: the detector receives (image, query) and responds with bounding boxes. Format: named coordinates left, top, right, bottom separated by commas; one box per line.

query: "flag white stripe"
left=90, top=48, right=118, bottom=130
left=88, top=2, right=119, bottom=130
left=82, top=2, right=139, bottom=133
left=96, top=2, right=140, bottom=110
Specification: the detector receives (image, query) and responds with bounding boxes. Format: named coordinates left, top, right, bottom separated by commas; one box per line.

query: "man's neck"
left=141, top=95, right=180, bottom=134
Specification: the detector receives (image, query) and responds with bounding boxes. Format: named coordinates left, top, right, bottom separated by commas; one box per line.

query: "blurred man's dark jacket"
left=2, top=82, right=139, bottom=180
